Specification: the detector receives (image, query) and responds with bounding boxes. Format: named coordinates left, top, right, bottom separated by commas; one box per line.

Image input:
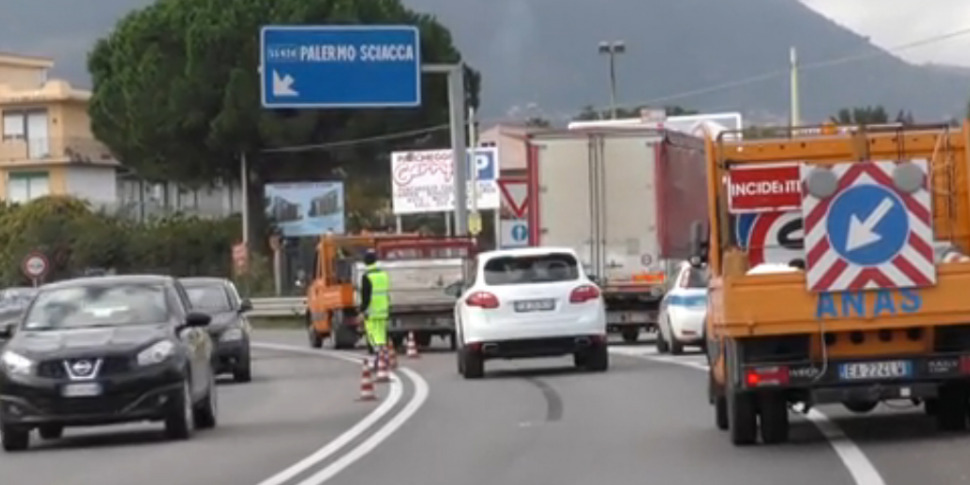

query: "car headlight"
left=220, top=328, right=244, bottom=342
left=137, top=341, right=176, bottom=367
left=0, top=350, right=33, bottom=375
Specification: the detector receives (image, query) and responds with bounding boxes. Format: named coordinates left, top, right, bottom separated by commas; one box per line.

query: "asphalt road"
left=6, top=330, right=970, bottom=485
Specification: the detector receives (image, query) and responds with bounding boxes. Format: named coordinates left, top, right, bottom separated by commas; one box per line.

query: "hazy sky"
left=801, top=0, right=970, bottom=66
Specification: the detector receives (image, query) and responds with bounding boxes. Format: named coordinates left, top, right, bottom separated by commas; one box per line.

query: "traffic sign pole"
left=423, top=63, right=468, bottom=236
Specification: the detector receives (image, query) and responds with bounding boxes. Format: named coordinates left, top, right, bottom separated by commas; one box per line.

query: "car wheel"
left=307, top=313, right=323, bottom=349
left=1, top=423, right=29, bottom=452
left=727, top=389, right=757, bottom=446
left=448, top=334, right=457, bottom=351
left=758, top=392, right=790, bottom=444
left=460, top=346, right=484, bottom=379
left=193, top=371, right=218, bottom=430
left=164, top=379, right=195, bottom=440
left=38, top=424, right=64, bottom=440
left=670, top=337, right=685, bottom=355
left=456, top=347, right=465, bottom=375
left=586, top=343, right=610, bottom=372
left=655, top=331, right=669, bottom=353
left=573, top=352, right=589, bottom=368
left=715, top=395, right=729, bottom=431
left=331, top=311, right=358, bottom=350
left=936, top=383, right=968, bottom=431
left=234, top=350, right=253, bottom=383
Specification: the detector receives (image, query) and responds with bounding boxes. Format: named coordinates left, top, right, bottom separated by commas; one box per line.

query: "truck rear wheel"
left=935, top=383, right=969, bottom=431
left=330, top=311, right=358, bottom=350
left=758, top=392, right=789, bottom=444
left=306, top=313, right=323, bottom=349
left=621, top=329, right=639, bottom=343
left=728, top=390, right=757, bottom=445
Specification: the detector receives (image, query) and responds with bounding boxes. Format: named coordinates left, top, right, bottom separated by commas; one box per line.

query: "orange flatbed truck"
left=695, top=122, right=970, bottom=446
left=305, top=233, right=475, bottom=351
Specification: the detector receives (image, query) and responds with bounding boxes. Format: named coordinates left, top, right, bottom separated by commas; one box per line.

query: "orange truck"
left=695, top=122, right=970, bottom=446
left=304, top=234, right=476, bottom=350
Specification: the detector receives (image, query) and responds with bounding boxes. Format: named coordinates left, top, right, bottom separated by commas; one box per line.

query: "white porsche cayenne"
left=449, top=247, right=609, bottom=379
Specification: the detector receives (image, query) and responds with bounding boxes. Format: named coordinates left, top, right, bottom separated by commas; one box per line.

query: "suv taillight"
left=466, top=291, right=500, bottom=309
left=569, top=285, right=600, bottom=303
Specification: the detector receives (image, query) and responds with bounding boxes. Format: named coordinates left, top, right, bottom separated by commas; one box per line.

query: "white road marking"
left=251, top=343, right=428, bottom=485
left=609, top=347, right=887, bottom=485
left=295, top=367, right=430, bottom=485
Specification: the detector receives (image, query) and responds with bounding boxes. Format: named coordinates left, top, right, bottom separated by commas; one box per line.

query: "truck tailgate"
left=354, top=259, right=463, bottom=309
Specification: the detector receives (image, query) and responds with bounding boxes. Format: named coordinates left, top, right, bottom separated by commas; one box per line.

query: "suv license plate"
left=839, top=360, right=912, bottom=381
left=62, top=383, right=103, bottom=397
left=514, top=299, right=556, bottom=313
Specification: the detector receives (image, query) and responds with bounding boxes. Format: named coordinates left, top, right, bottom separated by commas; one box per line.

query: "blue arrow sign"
left=826, top=184, right=909, bottom=266
left=260, top=25, right=422, bottom=109
left=511, top=222, right=528, bottom=242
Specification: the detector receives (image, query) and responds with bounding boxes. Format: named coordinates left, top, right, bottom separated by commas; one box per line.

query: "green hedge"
left=0, top=196, right=243, bottom=286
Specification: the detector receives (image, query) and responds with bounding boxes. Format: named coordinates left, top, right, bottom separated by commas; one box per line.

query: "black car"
left=0, top=275, right=218, bottom=452
left=180, top=277, right=253, bottom=383
left=0, top=287, right=38, bottom=340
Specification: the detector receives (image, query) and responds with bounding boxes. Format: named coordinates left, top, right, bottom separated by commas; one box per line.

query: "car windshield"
left=23, top=283, right=171, bottom=330
left=684, top=267, right=709, bottom=288
left=483, top=252, right=580, bottom=285
left=185, top=284, right=231, bottom=312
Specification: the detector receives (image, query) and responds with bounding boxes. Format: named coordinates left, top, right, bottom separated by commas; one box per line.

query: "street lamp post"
left=598, top=40, right=626, bottom=119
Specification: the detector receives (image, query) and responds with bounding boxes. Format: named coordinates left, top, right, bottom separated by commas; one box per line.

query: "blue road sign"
left=826, top=184, right=909, bottom=266
left=511, top=222, right=528, bottom=242
left=469, top=149, right=497, bottom=181
left=260, top=25, right=422, bottom=108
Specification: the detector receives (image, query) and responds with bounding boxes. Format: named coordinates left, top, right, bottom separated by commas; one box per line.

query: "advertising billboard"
left=390, top=147, right=500, bottom=214
left=264, top=181, right=345, bottom=237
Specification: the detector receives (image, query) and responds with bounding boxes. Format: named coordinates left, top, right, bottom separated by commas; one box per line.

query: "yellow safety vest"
left=365, top=264, right=390, bottom=320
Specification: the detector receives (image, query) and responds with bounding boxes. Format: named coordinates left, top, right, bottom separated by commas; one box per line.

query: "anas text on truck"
left=696, top=122, right=970, bottom=446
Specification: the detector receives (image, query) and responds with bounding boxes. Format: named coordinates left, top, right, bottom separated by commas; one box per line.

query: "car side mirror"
left=184, top=311, right=211, bottom=328
left=689, top=220, right=710, bottom=268
left=444, top=281, right=464, bottom=298
left=239, top=298, right=253, bottom=313
left=0, top=323, right=13, bottom=339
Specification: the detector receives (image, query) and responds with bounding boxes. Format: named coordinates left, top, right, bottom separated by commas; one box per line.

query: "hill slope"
left=2, top=0, right=968, bottom=123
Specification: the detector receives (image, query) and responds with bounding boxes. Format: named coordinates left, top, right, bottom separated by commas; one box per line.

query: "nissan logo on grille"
left=71, top=360, right=94, bottom=376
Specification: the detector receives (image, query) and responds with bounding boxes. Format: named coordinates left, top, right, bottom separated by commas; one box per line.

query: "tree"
left=88, top=0, right=481, bottom=191
left=524, top=117, right=551, bottom=128
left=830, top=106, right=889, bottom=125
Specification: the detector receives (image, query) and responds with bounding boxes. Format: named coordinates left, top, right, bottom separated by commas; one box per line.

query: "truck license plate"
left=62, top=383, right=103, bottom=397
left=839, top=360, right=912, bottom=381
left=514, top=299, right=556, bottom=312
left=607, top=312, right=653, bottom=324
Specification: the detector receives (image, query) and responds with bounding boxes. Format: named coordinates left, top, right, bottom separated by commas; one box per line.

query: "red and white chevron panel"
left=801, top=160, right=935, bottom=292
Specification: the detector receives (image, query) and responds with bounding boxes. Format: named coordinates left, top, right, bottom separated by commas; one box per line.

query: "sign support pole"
left=422, top=63, right=468, bottom=236
left=240, top=152, right=250, bottom=245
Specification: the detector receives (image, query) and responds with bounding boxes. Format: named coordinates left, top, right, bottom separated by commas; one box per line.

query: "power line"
left=627, top=25, right=970, bottom=108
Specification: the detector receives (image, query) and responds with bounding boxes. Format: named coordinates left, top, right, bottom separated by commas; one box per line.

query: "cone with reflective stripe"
left=388, top=342, right=398, bottom=369
left=375, top=347, right=390, bottom=382
left=406, top=331, right=420, bottom=359
left=357, top=358, right=376, bottom=401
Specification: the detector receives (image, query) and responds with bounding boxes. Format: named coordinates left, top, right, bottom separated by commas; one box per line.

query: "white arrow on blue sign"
left=826, top=184, right=908, bottom=266
left=260, top=25, right=422, bottom=109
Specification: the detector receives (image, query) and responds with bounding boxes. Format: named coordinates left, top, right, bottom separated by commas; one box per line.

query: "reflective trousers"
left=365, top=317, right=388, bottom=347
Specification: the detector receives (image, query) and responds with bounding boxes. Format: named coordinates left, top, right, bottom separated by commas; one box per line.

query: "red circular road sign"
left=22, top=251, right=50, bottom=279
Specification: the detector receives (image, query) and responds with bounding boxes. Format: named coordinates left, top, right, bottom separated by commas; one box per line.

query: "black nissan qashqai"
left=0, top=275, right=218, bottom=452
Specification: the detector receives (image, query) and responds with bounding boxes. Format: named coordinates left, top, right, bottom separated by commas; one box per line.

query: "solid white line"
left=294, top=367, right=430, bottom=485
left=250, top=343, right=413, bottom=485
left=609, top=347, right=887, bottom=485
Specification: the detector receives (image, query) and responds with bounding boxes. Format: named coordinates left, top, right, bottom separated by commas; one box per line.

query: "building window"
left=7, top=171, right=50, bottom=203
left=1, top=109, right=50, bottom=159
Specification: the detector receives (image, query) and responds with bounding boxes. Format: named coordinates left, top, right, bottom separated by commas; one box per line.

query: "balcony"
left=0, top=136, right=116, bottom=165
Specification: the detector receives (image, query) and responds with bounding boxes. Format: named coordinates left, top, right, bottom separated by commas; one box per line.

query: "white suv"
left=448, top=247, right=609, bottom=379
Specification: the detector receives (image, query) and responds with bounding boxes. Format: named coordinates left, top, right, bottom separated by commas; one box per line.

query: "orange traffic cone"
left=388, top=343, right=398, bottom=369
left=357, top=359, right=376, bottom=402
left=406, top=332, right=420, bottom=359
left=375, top=347, right=390, bottom=382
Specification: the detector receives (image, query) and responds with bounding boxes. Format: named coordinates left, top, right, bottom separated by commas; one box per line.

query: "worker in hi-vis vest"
left=359, top=250, right=390, bottom=360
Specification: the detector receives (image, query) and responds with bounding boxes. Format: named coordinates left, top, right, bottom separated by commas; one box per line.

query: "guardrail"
left=248, top=297, right=306, bottom=318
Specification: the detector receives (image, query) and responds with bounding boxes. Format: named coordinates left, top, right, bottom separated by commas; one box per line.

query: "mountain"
left=2, top=0, right=968, bottom=124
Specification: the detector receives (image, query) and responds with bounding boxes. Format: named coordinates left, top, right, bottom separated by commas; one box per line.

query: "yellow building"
left=0, top=52, right=118, bottom=203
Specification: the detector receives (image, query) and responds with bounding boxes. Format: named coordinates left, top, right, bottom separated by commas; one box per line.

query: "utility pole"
left=790, top=46, right=801, bottom=128
left=240, top=152, right=249, bottom=245
left=599, top=40, right=626, bottom=119
left=467, top=105, right=481, bottom=237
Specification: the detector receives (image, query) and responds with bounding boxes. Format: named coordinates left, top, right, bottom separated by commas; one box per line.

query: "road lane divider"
left=251, top=343, right=428, bottom=485
left=608, top=347, right=887, bottom=485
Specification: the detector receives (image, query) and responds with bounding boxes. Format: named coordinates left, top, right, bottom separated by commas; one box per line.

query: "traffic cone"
left=375, top=347, right=390, bottom=383
left=406, top=332, right=420, bottom=359
left=357, top=359, right=376, bottom=402
left=388, top=343, right=398, bottom=369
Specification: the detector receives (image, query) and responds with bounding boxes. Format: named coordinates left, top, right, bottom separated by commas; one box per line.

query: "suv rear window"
left=483, top=253, right=580, bottom=285
left=684, top=267, right=708, bottom=288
